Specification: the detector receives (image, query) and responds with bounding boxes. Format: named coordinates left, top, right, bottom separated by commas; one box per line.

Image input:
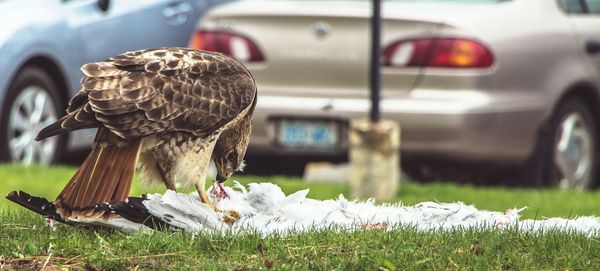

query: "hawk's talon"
left=227, top=210, right=240, bottom=220
left=223, top=210, right=240, bottom=225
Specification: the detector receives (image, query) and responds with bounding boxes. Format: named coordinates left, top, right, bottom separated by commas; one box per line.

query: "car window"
left=561, top=0, right=600, bottom=14
left=561, top=0, right=586, bottom=13
left=585, top=0, right=600, bottom=13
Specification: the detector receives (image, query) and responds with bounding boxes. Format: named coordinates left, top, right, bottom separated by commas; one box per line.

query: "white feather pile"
left=91, top=182, right=600, bottom=236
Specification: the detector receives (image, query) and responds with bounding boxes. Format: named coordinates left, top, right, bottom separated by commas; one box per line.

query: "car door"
left=64, top=0, right=202, bottom=64
left=562, top=0, right=600, bottom=77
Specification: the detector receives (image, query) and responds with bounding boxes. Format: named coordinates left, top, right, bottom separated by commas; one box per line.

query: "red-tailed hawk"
left=35, top=47, right=256, bottom=220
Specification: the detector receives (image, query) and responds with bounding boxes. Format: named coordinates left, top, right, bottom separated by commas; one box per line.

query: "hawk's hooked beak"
left=216, top=172, right=232, bottom=183
left=216, top=173, right=227, bottom=183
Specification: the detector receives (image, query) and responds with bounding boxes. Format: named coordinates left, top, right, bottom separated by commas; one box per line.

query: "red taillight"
left=383, top=38, right=494, bottom=68
left=189, top=30, right=265, bottom=62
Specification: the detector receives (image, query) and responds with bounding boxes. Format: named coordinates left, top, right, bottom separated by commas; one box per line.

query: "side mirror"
left=97, top=0, right=110, bottom=12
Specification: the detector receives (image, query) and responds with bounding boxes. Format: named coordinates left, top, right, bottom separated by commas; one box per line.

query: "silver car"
left=192, top=0, right=600, bottom=189
left=0, top=0, right=228, bottom=165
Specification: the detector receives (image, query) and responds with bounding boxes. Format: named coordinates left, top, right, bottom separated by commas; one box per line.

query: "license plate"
left=277, top=120, right=339, bottom=151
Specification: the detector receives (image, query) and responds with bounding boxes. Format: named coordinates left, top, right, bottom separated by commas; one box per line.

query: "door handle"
left=586, top=40, right=600, bottom=55
left=163, top=2, right=193, bottom=25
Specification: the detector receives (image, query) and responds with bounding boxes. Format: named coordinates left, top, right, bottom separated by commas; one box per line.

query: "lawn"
left=1, top=164, right=599, bottom=270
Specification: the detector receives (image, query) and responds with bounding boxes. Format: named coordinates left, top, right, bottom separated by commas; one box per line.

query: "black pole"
left=369, top=0, right=382, bottom=123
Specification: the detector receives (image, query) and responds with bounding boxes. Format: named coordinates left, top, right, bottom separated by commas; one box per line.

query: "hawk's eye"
left=226, top=151, right=237, bottom=162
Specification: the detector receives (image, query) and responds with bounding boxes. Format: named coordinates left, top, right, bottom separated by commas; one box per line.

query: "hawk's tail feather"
left=5, top=191, right=173, bottom=230
left=56, top=128, right=141, bottom=218
left=5, top=191, right=67, bottom=223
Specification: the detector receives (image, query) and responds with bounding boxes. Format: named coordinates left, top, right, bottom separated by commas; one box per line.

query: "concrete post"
left=349, top=118, right=400, bottom=200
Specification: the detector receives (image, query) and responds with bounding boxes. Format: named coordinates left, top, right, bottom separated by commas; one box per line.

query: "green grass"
left=1, top=212, right=599, bottom=270
left=1, top=164, right=600, bottom=270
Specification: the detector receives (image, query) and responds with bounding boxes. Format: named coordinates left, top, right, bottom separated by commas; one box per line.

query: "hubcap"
left=554, top=112, right=594, bottom=190
left=7, top=86, right=58, bottom=165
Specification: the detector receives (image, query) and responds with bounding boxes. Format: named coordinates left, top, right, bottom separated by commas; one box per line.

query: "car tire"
left=0, top=67, right=66, bottom=165
left=525, top=97, right=597, bottom=190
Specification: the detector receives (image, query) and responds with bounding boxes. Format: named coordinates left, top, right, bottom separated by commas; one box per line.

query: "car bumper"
left=249, top=89, right=548, bottom=164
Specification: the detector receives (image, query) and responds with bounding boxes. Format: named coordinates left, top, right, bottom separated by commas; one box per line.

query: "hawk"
left=35, top=47, right=256, bottom=220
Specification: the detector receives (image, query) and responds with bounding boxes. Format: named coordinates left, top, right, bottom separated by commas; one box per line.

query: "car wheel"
left=0, top=67, right=65, bottom=165
left=530, top=97, right=597, bottom=190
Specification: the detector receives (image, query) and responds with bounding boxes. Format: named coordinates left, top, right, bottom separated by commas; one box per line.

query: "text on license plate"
left=278, top=120, right=338, bottom=149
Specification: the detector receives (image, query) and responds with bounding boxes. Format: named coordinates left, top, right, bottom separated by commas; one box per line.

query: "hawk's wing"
left=37, top=47, right=256, bottom=140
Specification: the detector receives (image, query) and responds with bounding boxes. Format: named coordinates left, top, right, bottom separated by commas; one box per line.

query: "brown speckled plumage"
left=40, top=47, right=256, bottom=140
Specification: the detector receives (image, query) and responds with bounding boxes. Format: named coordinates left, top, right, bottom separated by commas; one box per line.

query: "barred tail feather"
left=5, top=191, right=66, bottom=223
left=56, top=128, right=141, bottom=218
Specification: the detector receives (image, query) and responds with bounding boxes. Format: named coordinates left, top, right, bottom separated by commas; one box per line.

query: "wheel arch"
left=15, top=55, right=71, bottom=107
left=554, top=81, right=600, bottom=138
